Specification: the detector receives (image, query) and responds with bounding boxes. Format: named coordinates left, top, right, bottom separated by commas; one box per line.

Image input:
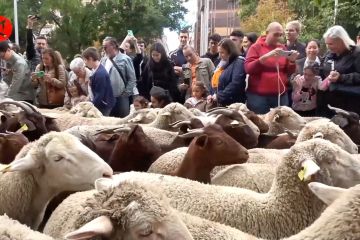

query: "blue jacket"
left=90, top=64, right=115, bottom=111
left=217, top=57, right=247, bottom=105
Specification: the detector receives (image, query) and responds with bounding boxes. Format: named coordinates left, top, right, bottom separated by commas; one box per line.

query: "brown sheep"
left=0, top=132, right=29, bottom=164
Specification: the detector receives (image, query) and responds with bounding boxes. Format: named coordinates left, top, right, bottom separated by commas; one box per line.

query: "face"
left=151, top=50, right=162, bottom=63
left=72, top=67, right=85, bottom=78
left=179, top=33, right=189, bottom=47
left=35, top=39, right=47, bottom=51
left=266, top=26, right=284, bottom=46
left=133, top=101, right=143, bottom=111
left=83, top=57, right=95, bottom=69
left=242, top=36, right=251, bottom=50
left=209, top=39, right=219, bottom=53
left=192, top=86, right=203, bottom=99
left=41, top=53, right=53, bottom=67
left=102, top=40, right=117, bottom=58
left=306, top=41, right=319, bottom=59
left=229, top=36, right=243, bottom=51
left=285, top=24, right=299, bottom=42
left=325, top=37, right=347, bottom=55
left=303, top=68, right=316, bottom=82
left=218, top=45, right=230, bottom=61
left=124, top=42, right=131, bottom=54
left=138, top=43, right=146, bottom=52
left=150, top=96, right=161, bottom=108
left=0, top=49, right=11, bottom=61
left=183, top=47, right=197, bottom=64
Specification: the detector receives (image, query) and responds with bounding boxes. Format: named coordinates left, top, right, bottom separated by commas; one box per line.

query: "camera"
left=35, top=71, right=45, bottom=77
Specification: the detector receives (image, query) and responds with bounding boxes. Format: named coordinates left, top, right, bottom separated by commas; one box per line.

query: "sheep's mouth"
left=103, top=173, right=113, bottom=179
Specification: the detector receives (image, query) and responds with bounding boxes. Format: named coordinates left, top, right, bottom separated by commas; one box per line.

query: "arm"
left=244, top=45, right=262, bottom=74
left=7, top=62, right=27, bottom=96
left=338, top=53, right=360, bottom=85
left=124, top=58, right=137, bottom=95
left=91, top=74, right=106, bottom=108
left=217, top=59, right=246, bottom=102
left=318, top=76, right=331, bottom=91
left=207, top=59, right=215, bottom=78
left=26, top=17, right=36, bottom=61
left=49, top=65, right=66, bottom=88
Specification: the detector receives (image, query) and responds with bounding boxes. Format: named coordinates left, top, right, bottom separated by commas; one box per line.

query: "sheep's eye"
left=54, top=156, right=63, bottom=162
left=139, top=228, right=153, bottom=237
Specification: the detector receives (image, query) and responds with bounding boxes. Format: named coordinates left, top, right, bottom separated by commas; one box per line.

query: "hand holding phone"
left=127, top=30, right=134, bottom=37
left=278, top=50, right=294, bottom=57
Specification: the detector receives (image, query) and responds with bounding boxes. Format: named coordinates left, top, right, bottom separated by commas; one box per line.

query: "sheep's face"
left=268, top=107, right=306, bottom=131
left=297, top=120, right=358, bottom=154
left=293, top=138, right=360, bottom=188
left=38, top=132, right=113, bottom=191
left=159, top=103, right=194, bottom=127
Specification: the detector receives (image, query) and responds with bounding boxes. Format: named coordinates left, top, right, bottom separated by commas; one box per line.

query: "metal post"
left=334, top=0, right=338, bottom=24
left=14, top=0, right=19, bottom=44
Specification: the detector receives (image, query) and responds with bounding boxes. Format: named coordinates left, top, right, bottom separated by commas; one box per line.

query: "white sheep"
left=211, top=163, right=275, bottom=192
left=0, top=131, right=113, bottom=230
left=0, top=214, right=54, bottom=240
left=43, top=181, right=194, bottom=240
left=296, top=118, right=358, bottom=154
left=108, top=138, right=360, bottom=239
left=68, top=101, right=103, bottom=118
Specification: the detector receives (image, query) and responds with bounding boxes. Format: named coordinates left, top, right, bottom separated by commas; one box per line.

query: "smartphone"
left=36, top=71, right=45, bottom=77
left=127, top=30, right=134, bottom=37
left=278, top=50, right=293, bottom=57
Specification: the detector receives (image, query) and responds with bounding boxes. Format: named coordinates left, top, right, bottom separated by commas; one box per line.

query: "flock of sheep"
left=0, top=99, right=359, bottom=240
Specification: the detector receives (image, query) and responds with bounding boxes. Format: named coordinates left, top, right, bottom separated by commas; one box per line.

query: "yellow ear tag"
left=0, top=164, right=11, bottom=173
left=21, top=124, right=29, bottom=131
left=298, top=166, right=307, bottom=181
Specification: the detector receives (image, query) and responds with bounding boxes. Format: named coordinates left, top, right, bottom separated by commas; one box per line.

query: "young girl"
left=292, top=63, right=330, bottom=116
left=130, top=96, right=149, bottom=112
left=184, top=81, right=208, bottom=112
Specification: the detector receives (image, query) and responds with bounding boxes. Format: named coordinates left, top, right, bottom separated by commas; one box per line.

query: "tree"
left=241, top=0, right=296, bottom=34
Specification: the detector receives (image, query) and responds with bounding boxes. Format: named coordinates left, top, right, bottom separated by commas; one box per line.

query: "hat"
left=150, top=86, right=168, bottom=97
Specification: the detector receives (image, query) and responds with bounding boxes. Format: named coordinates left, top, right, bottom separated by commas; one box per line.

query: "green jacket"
left=4, top=52, right=35, bottom=101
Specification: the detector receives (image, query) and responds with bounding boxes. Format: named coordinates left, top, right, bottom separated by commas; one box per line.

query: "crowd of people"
left=1, top=16, right=360, bottom=118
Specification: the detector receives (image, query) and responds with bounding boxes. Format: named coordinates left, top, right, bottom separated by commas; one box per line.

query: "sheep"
left=108, top=138, right=360, bottom=239
left=0, top=214, right=54, bottom=240
left=68, top=101, right=103, bottom=118
left=0, top=132, right=29, bottom=164
left=296, top=118, right=358, bottom=154
left=43, top=181, right=194, bottom=240
left=0, top=131, right=113, bottom=230
left=262, top=106, right=307, bottom=135
left=211, top=163, right=275, bottom=192
left=257, top=131, right=297, bottom=149
left=172, top=124, right=249, bottom=183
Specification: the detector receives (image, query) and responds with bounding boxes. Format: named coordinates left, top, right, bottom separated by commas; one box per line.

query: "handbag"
left=47, top=83, right=65, bottom=105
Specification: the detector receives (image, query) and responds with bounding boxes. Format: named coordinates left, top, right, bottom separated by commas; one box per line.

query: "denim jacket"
left=101, top=52, right=137, bottom=97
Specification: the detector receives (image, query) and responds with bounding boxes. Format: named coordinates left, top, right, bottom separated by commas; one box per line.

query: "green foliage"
left=0, top=0, right=188, bottom=61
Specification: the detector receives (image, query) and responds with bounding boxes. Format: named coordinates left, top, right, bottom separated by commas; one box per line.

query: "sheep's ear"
left=160, top=112, right=171, bottom=116
left=331, top=115, right=349, bottom=128
left=312, top=132, right=324, bottom=139
left=65, top=216, right=113, bottom=240
left=308, top=182, right=346, bottom=205
left=273, top=114, right=280, bottom=122
left=298, top=159, right=320, bottom=182
left=95, top=178, right=114, bottom=191
left=195, top=134, right=208, bottom=148
left=0, top=154, right=37, bottom=173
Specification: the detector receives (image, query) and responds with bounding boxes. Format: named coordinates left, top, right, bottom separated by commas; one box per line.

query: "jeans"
left=246, top=92, right=289, bottom=114
left=110, top=96, right=130, bottom=118
left=99, top=107, right=112, bottom=116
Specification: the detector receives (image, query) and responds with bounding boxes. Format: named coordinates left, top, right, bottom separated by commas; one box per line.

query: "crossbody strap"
left=109, top=57, right=127, bottom=87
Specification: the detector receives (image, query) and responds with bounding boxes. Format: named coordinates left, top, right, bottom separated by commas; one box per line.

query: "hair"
left=149, top=42, right=170, bottom=68
left=209, top=33, right=221, bottom=43
left=218, top=38, right=239, bottom=63
left=10, top=43, right=21, bottom=54
left=179, top=29, right=189, bottom=36
left=82, top=47, right=100, bottom=61
left=304, top=62, right=320, bottom=75
left=39, top=48, right=62, bottom=79
left=36, top=36, right=47, bottom=42
left=230, top=30, right=244, bottom=38
left=245, top=32, right=258, bottom=44
left=103, top=36, right=119, bottom=49
left=323, top=25, right=355, bottom=49
left=192, top=81, right=208, bottom=98
left=69, top=57, right=85, bottom=71
left=286, top=20, right=302, bottom=33
left=137, top=39, right=147, bottom=47
left=183, top=44, right=196, bottom=53
left=133, top=96, right=149, bottom=108
left=0, top=40, right=10, bottom=52
left=306, top=39, right=321, bottom=48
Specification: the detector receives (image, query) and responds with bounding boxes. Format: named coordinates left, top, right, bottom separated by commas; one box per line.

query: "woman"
left=208, top=38, right=247, bottom=106
left=139, top=42, right=181, bottom=102
left=31, top=48, right=66, bottom=108
left=63, top=57, right=93, bottom=109
left=317, top=25, right=360, bottom=116
left=242, top=32, right=258, bottom=56
left=294, top=40, right=321, bottom=76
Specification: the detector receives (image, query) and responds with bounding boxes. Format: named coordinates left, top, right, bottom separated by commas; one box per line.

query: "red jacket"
left=245, top=36, right=296, bottom=96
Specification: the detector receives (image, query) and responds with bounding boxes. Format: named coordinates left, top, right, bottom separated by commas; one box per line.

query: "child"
left=130, top=96, right=149, bottom=112
left=292, top=63, right=330, bottom=116
left=149, top=86, right=172, bottom=108
left=184, top=81, right=208, bottom=112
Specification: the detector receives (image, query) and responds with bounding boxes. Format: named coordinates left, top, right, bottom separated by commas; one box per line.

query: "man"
left=201, top=33, right=221, bottom=67
left=230, top=30, right=245, bottom=56
left=0, top=41, right=34, bottom=102
left=182, top=45, right=214, bottom=99
left=285, top=20, right=306, bottom=59
left=244, top=22, right=299, bottom=114
left=26, top=15, right=48, bottom=72
left=101, top=37, right=137, bottom=117
left=169, top=29, right=189, bottom=75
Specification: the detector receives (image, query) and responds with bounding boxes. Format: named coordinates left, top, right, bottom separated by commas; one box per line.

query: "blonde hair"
left=323, top=25, right=355, bottom=49
left=286, top=20, right=302, bottom=33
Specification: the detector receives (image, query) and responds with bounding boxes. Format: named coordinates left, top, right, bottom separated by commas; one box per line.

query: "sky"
left=164, top=0, right=197, bottom=52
